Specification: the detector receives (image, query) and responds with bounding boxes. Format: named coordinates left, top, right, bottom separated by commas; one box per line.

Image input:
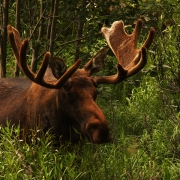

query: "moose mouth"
left=85, top=131, right=111, bottom=144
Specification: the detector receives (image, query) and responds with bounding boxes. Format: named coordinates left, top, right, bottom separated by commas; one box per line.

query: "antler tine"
left=35, top=52, right=50, bottom=82
left=132, top=19, right=143, bottom=47
left=55, top=59, right=81, bottom=87
left=126, top=47, right=147, bottom=77
left=7, top=25, right=22, bottom=65
left=142, top=27, right=156, bottom=49
left=20, top=38, right=81, bottom=89
left=20, top=39, right=37, bottom=81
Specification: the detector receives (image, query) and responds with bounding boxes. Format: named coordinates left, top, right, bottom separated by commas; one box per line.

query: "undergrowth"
left=0, top=73, right=180, bottom=179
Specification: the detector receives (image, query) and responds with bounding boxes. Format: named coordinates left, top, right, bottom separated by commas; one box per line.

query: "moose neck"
left=25, top=83, right=82, bottom=142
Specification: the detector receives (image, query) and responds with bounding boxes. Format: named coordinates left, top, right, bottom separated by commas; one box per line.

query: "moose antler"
left=7, top=25, right=81, bottom=88
left=94, top=19, right=156, bottom=84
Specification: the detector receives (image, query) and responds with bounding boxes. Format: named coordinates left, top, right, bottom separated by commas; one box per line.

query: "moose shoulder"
left=0, top=19, right=155, bottom=144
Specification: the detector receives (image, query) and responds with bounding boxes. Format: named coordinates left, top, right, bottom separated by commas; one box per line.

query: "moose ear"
left=51, top=56, right=67, bottom=79
left=83, top=48, right=107, bottom=75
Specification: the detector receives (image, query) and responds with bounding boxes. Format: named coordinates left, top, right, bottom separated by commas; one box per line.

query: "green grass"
left=1, top=120, right=180, bottom=179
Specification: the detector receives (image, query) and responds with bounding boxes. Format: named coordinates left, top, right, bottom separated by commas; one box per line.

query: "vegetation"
left=0, top=0, right=180, bottom=179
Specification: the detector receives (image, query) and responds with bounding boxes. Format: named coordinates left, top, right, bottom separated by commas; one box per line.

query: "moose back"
left=0, top=19, right=155, bottom=144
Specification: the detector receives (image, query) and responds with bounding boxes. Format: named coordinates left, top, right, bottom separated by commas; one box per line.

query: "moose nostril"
left=92, top=130, right=111, bottom=144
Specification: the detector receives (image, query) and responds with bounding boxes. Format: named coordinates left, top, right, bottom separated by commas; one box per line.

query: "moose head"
left=0, top=19, right=155, bottom=144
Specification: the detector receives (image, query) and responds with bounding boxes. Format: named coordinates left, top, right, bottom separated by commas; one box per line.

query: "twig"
left=159, top=87, right=180, bottom=93
left=59, top=35, right=89, bottom=47
left=29, top=8, right=46, bottom=41
left=54, top=9, right=87, bottom=42
left=35, top=51, right=46, bottom=63
left=36, top=35, right=89, bottom=61
left=55, top=35, right=90, bottom=56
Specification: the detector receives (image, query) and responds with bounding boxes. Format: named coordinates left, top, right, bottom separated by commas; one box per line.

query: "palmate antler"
left=94, top=19, right=156, bottom=84
left=7, top=25, right=81, bottom=88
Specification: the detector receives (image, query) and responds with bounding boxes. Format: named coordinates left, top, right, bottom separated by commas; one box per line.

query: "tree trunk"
left=49, top=0, right=59, bottom=57
left=0, top=0, right=8, bottom=78
left=0, top=0, right=3, bottom=76
left=74, top=0, right=87, bottom=62
left=14, top=0, right=21, bottom=77
left=0, top=34, right=3, bottom=76
left=31, top=0, right=45, bottom=72
left=46, top=0, right=55, bottom=49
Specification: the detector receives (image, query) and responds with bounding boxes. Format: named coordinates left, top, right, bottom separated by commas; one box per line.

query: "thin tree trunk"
left=49, top=0, right=59, bottom=57
left=46, top=0, right=55, bottom=48
left=0, top=0, right=3, bottom=76
left=14, top=0, right=21, bottom=77
left=0, top=34, right=3, bottom=76
left=31, top=1, right=45, bottom=72
left=74, top=0, right=86, bottom=62
left=0, top=0, right=8, bottom=78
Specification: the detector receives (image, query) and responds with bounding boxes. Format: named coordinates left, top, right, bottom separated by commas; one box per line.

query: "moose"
left=0, top=19, right=155, bottom=144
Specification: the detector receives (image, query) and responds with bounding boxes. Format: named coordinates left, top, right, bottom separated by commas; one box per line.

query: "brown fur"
left=0, top=68, right=110, bottom=144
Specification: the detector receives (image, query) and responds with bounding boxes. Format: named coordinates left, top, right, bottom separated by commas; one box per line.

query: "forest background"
left=0, top=0, right=180, bottom=179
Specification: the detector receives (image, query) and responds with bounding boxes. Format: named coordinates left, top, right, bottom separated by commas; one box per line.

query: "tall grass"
left=0, top=73, right=180, bottom=179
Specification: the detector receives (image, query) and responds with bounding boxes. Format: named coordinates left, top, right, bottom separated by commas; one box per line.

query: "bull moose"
left=0, top=19, right=155, bottom=144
